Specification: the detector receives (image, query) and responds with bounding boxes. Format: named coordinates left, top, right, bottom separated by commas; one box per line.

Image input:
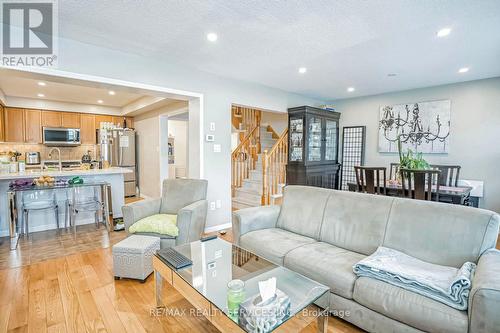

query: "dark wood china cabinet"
left=287, top=106, right=341, bottom=189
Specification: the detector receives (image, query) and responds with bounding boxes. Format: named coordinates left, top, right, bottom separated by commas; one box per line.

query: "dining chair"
left=400, top=168, right=441, bottom=201
left=389, top=163, right=400, bottom=180
left=430, top=164, right=461, bottom=187
left=354, top=166, right=387, bottom=195
left=22, top=189, right=60, bottom=236
left=68, top=186, right=104, bottom=233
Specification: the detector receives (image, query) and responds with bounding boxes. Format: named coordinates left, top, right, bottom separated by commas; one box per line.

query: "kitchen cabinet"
left=24, top=109, right=42, bottom=143
left=0, top=104, right=4, bottom=142
left=125, top=117, right=134, bottom=129
left=42, top=110, right=62, bottom=127
left=111, top=116, right=134, bottom=129
left=61, top=112, right=80, bottom=128
left=95, top=115, right=113, bottom=129
left=112, top=116, right=125, bottom=128
left=1, top=107, right=135, bottom=143
left=4, top=107, right=25, bottom=142
left=80, top=113, right=96, bottom=144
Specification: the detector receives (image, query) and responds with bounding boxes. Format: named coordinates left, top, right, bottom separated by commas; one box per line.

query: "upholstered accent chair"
left=122, top=179, right=208, bottom=248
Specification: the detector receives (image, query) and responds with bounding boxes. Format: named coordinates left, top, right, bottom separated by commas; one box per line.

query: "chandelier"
left=379, top=103, right=450, bottom=145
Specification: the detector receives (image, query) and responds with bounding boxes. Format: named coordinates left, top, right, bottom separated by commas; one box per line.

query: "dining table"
left=347, top=181, right=474, bottom=206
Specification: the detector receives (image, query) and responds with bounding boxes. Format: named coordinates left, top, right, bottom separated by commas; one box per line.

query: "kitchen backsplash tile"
left=0, top=143, right=97, bottom=161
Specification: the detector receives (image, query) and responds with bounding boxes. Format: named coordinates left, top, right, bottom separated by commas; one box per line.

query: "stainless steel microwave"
left=43, top=127, right=81, bottom=146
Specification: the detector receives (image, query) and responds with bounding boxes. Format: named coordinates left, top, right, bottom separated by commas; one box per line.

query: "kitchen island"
left=0, top=167, right=133, bottom=239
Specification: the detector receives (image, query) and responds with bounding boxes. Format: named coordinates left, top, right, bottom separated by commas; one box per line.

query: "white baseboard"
left=204, top=222, right=232, bottom=234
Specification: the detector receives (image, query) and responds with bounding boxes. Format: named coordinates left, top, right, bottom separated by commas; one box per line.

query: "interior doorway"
left=231, top=105, right=288, bottom=211
left=167, top=112, right=189, bottom=179
left=0, top=66, right=203, bottom=201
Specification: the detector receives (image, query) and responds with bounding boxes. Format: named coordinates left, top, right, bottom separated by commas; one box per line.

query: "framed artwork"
left=378, top=99, right=451, bottom=153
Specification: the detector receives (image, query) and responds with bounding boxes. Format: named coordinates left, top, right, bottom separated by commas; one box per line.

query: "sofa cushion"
left=319, top=190, right=393, bottom=255
left=383, top=197, right=500, bottom=267
left=239, top=228, right=316, bottom=265
left=276, top=185, right=332, bottom=239
left=353, top=277, right=468, bottom=333
left=284, top=242, right=365, bottom=299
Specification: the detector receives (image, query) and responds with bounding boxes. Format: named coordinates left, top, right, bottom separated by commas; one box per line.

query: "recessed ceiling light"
left=458, top=67, right=469, bottom=73
left=437, top=27, right=452, bottom=38
left=37, top=82, right=46, bottom=86
left=97, top=99, right=103, bottom=104
left=206, top=32, right=218, bottom=42
left=347, top=87, right=355, bottom=92
left=298, top=67, right=307, bottom=74
left=37, top=93, right=45, bottom=97
left=108, top=90, right=115, bottom=95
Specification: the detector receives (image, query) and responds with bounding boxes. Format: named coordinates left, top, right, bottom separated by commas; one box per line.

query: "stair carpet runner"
left=232, top=126, right=283, bottom=210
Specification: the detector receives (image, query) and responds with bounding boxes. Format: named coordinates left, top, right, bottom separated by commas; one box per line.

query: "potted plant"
left=397, top=136, right=429, bottom=170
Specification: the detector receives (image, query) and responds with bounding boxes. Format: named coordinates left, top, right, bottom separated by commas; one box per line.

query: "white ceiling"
left=0, top=73, right=143, bottom=107
left=57, top=0, right=500, bottom=100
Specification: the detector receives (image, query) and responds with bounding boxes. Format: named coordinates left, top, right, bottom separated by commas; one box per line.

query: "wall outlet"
left=209, top=201, right=216, bottom=210
left=216, top=199, right=221, bottom=209
left=210, top=122, right=216, bottom=131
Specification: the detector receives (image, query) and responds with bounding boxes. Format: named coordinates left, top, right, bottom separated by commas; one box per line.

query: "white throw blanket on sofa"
left=353, top=247, right=476, bottom=310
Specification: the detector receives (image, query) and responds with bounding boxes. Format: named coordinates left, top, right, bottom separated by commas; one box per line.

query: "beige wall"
left=334, top=77, right=500, bottom=212
left=261, top=110, right=288, bottom=134
left=168, top=120, right=188, bottom=177
left=134, top=101, right=187, bottom=198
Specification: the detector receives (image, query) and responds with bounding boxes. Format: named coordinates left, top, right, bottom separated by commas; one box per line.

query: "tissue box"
left=238, top=289, right=291, bottom=333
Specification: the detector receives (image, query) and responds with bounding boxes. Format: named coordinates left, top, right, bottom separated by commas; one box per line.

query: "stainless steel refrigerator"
left=99, top=128, right=137, bottom=197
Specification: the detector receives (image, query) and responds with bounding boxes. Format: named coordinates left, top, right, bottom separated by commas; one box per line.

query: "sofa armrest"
left=176, top=200, right=208, bottom=245
left=232, top=205, right=281, bottom=245
left=469, top=249, right=500, bottom=333
left=122, top=198, right=162, bottom=232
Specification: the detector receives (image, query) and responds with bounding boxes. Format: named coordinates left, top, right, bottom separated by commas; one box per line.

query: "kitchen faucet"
left=48, top=147, right=62, bottom=171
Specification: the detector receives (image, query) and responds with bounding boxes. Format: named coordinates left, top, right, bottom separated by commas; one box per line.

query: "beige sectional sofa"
left=232, top=185, right=500, bottom=333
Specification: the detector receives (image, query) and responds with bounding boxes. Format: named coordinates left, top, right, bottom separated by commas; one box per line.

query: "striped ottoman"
left=112, top=235, right=160, bottom=282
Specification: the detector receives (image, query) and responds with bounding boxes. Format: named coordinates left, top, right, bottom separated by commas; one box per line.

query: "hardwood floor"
left=0, top=224, right=128, bottom=270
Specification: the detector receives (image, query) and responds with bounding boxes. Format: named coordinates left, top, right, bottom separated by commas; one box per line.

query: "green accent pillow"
left=129, top=214, right=178, bottom=237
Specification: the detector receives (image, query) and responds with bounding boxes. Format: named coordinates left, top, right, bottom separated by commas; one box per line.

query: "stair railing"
left=232, top=106, right=261, bottom=131
left=262, top=129, right=288, bottom=205
left=231, top=125, right=260, bottom=191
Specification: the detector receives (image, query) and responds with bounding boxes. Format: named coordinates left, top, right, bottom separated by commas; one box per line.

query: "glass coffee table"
left=152, top=237, right=330, bottom=332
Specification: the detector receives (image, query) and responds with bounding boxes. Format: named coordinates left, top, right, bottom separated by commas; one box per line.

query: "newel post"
left=262, top=150, right=269, bottom=205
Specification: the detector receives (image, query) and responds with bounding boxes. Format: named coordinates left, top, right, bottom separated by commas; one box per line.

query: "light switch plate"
left=206, top=134, right=215, bottom=142
left=216, top=199, right=221, bottom=209
left=210, top=122, right=216, bottom=131
left=210, top=202, right=216, bottom=210
left=213, top=144, right=221, bottom=153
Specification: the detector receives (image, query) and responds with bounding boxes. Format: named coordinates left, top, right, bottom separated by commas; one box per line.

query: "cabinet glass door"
left=307, top=116, right=322, bottom=162
left=289, top=117, right=303, bottom=161
left=324, top=119, right=337, bottom=161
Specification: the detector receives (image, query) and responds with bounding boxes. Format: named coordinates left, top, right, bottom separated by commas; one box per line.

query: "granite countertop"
left=0, top=167, right=133, bottom=180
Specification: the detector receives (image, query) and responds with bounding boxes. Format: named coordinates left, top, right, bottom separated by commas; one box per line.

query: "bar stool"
left=68, top=186, right=104, bottom=232
left=22, top=190, right=59, bottom=236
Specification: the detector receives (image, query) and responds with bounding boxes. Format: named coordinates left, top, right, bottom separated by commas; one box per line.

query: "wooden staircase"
left=231, top=106, right=288, bottom=210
